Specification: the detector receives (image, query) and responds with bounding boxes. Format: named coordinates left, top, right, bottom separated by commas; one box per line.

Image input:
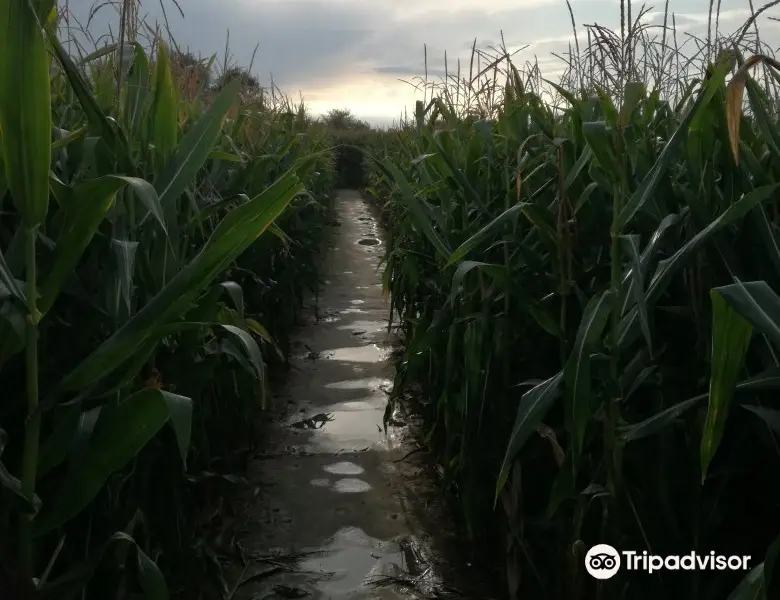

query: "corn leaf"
left=59, top=168, right=303, bottom=391
left=149, top=41, right=178, bottom=173
left=34, top=389, right=192, bottom=534
left=700, top=289, right=753, bottom=482
left=0, top=0, right=52, bottom=227
left=565, top=290, right=613, bottom=461
left=714, top=280, right=780, bottom=347
left=38, top=176, right=160, bottom=315
left=494, top=371, right=563, bottom=503
left=154, top=79, right=240, bottom=208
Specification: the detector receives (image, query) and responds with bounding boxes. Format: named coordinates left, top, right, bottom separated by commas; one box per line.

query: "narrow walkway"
left=234, top=190, right=452, bottom=600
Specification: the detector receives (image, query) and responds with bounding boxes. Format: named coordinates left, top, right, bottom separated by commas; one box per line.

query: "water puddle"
left=324, top=461, right=365, bottom=476
left=295, top=344, right=389, bottom=363
left=332, top=478, right=372, bottom=493
left=291, top=409, right=387, bottom=453
left=299, top=527, right=405, bottom=595
left=336, top=320, right=388, bottom=334
left=358, top=238, right=380, bottom=246
left=324, top=377, right=392, bottom=392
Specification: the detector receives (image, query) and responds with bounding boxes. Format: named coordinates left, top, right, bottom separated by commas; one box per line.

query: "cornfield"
left=0, top=1, right=336, bottom=597
left=8, top=0, right=780, bottom=598
left=369, top=3, right=780, bottom=599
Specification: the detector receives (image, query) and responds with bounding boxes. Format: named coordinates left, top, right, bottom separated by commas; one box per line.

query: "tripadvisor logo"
left=585, top=544, right=621, bottom=580
left=585, top=544, right=751, bottom=579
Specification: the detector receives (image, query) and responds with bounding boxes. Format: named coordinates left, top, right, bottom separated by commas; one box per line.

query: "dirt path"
left=232, top=190, right=476, bottom=600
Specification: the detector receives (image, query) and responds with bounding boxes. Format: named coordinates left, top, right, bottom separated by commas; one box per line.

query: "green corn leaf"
left=33, top=388, right=192, bottom=535
left=369, top=154, right=452, bottom=261
left=619, top=367, right=780, bottom=442
left=700, top=290, right=753, bottom=482
left=133, top=533, right=169, bottom=600
left=646, top=184, right=780, bottom=307
left=220, top=281, right=245, bottom=317
left=727, top=564, right=765, bottom=600
left=582, top=121, right=619, bottom=174
left=58, top=168, right=303, bottom=392
left=0, top=0, right=52, bottom=227
left=764, top=531, right=780, bottom=599
left=563, top=146, right=593, bottom=192
left=245, top=317, right=283, bottom=360
left=714, top=280, right=780, bottom=348
left=450, top=260, right=506, bottom=302
left=125, top=43, right=151, bottom=135
left=620, top=211, right=685, bottom=316
left=620, top=234, right=653, bottom=354
left=565, top=290, right=613, bottom=462
left=617, top=61, right=730, bottom=229
left=111, top=239, right=139, bottom=317
left=0, top=244, right=24, bottom=305
left=160, top=392, right=193, bottom=469
left=38, top=176, right=161, bottom=316
left=446, top=204, right=525, bottom=266
left=217, top=324, right=265, bottom=382
left=742, top=405, right=780, bottom=437
left=48, top=31, right=135, bottom=173
left=494, top=371, right=563, bottom=504
left=149, top=41, right=178, bottom=173
left=36, top=531, right=168, bottom=600
left=154, top=79, right=240, bottom=208
left=0, top=426, right=41, bottom=514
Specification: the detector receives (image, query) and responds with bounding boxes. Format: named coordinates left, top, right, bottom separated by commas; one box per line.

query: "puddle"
left=289, top=409, right=388, bottom=453
left=358, top=238, right=380, bottom=246
left=333, top=478, right=372, bottom=493
left=336, top=320, right=388, bottom=333
left=296, top=344, right=388, bottom=363
left=325, top=377, right=392, bottom=391
left=326, top=345, right=386, bottom=362
left=325, top=399, right=386, bottom=411
left=325, top=461, right=365, bottom=476
left=299, top=527, right=405, bottom=594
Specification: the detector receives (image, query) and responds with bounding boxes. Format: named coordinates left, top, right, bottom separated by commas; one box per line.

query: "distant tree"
left=321, top=108, right=371, bottom=131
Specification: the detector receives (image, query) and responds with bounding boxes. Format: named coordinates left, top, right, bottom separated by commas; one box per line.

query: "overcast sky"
left=60, top=0, right=780, bottom=126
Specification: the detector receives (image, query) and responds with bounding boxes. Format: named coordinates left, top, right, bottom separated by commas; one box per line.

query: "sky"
left=60, top=0, right=780, bottom=126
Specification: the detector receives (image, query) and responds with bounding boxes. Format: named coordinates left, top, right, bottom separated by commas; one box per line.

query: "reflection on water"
left=324, top=461, right=365, bottom=476
left=333, top=478, right=372, bottom=493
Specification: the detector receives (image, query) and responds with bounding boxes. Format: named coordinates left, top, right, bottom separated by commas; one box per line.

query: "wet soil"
left=230, top=190, right=499, bottom=600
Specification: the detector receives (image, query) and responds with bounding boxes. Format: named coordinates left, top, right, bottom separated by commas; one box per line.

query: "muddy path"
left=230, top=190, right=499, bottom=600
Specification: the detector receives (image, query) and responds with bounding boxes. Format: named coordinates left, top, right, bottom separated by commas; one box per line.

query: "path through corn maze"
left=231, top=190, right=495, bottom=600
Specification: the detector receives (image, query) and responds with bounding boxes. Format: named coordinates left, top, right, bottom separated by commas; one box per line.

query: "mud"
left=230, top=190, right=498, bottom=600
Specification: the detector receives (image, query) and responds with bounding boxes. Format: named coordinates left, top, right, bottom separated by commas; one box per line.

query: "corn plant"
left=373, top=8, right=780, bottom=599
